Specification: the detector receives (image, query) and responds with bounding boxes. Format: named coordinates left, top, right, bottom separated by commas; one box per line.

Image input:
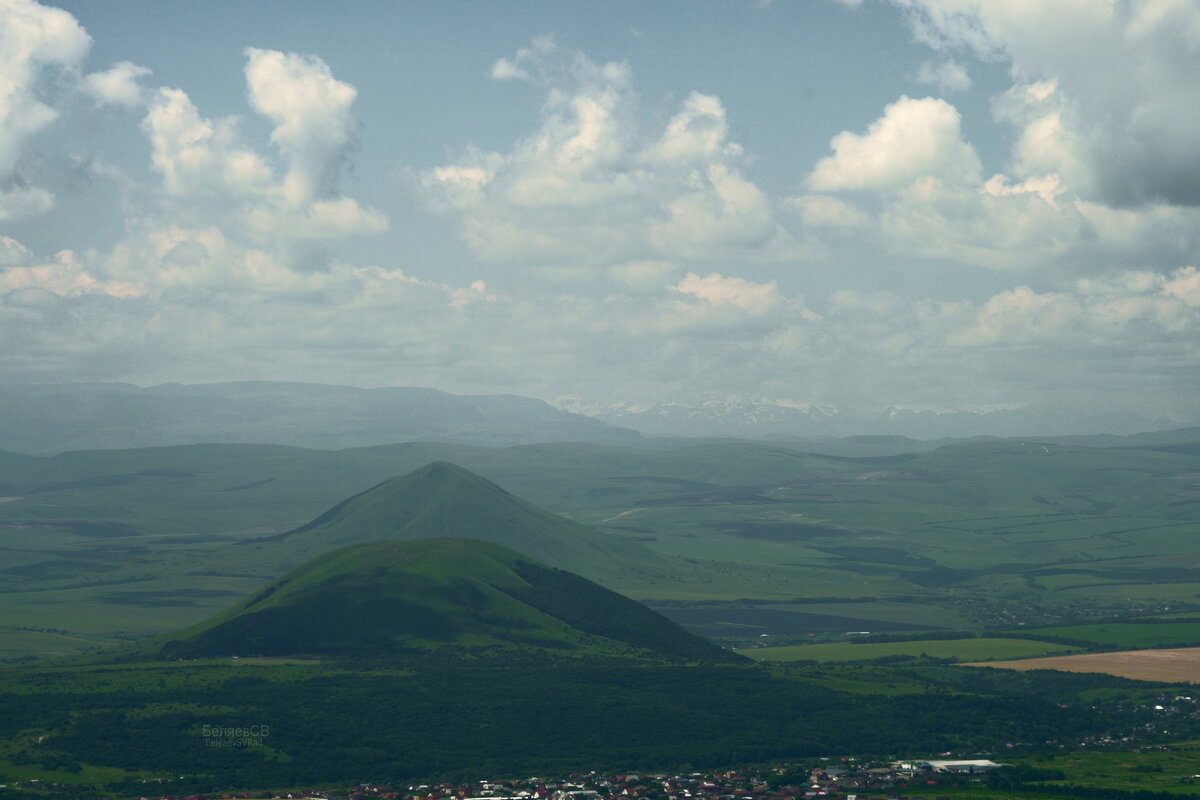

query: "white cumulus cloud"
left=799, top=77, right=1200, bottom=271
left=244, top=48, right=359, bottom=207
left=807, top=95, right=981, bottom=191
left=673, top=271, right=781, bottom=314
left=894, top=0, right=1200, bottom=208
left=134, top=49, right=385, bottom=281
left=418, top=38, right=794, bottom=269
left=0, top=248, right=141, bottom=298
left=83, top=60, right=152, bottom=107
left=142, top=87, right=274, bottom=200
left=0, top=0, right=90, bottom=218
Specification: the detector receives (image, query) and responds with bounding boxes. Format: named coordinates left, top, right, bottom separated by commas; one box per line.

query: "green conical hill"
left=159, top=538, right=729, bottom=661
left=255, top=461, right=663, bottom=584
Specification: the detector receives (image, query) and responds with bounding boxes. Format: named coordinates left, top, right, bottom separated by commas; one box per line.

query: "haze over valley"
left=3, top=0, right=1200, bottom=798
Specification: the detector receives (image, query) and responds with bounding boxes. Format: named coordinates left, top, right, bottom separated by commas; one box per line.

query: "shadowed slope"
left=161, top=538, right=731, bottom=661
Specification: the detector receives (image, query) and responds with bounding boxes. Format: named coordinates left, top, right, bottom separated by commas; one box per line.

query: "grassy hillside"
left=152, top=538, right=727, bottom=662
left=250, top=461, right=666, bottom=586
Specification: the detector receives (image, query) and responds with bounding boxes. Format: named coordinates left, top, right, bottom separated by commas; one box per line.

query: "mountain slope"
left=581, top=397, right=1185, bottom=439
left=0, top=381, right=641, bottom=454
left=248, top=461, right=666, bottom=586
left=160, top=538, right=728, bottom=661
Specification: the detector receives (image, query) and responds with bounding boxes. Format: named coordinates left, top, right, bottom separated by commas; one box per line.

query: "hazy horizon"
left=1, top=379, right=1194, bottom=448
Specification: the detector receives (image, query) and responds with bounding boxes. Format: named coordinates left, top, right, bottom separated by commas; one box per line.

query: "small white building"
left=927, top=759, right=1003, bottom=773
left=894, top=759, right=1002, bottom=774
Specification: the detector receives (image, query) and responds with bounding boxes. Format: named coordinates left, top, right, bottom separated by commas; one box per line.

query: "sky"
left=2, top=0, right=1199, bottom=424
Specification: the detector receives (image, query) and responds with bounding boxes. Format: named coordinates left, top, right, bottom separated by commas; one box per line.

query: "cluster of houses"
left=81, top=759, right=1005, bottom=800
left=344, top=763, right=1004, bottom=800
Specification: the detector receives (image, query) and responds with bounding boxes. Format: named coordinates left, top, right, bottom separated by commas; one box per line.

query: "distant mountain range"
left=0, top=381, right=641, bottom=454
left=1, top=381, right=1194, bottom=455
left=564, top=396, right=1189, bottom=440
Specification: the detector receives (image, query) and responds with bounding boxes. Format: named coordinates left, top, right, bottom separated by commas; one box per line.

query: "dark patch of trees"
left=6, top=658, right=1194, bottom=794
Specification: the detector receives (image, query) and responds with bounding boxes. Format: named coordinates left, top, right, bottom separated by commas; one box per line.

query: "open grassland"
left=736, top=637, right=1081, bottom=662
left=0, top=758, right=158, bottom=788
left=786, top=600, right=972, bottom=627
left=0, top=574, right=266, bottom=631
left=1016, top=620, right=1200, bottom=648
left=964, top=646, right=1200, bottom=683
left=995, top=744, right=1200, bottom=797
left=913, top=746, right=1200, bottom=798
left=651, top=600, right=976, bottom=649
left=1057, top=580, right=1200, bottom=601
left=0, top=628, right=124, bottom=660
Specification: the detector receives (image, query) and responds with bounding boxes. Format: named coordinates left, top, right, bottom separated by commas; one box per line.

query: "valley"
left=3, top=431, right=1200, bottom=798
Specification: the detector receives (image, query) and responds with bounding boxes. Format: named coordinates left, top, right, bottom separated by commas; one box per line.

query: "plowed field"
left=963, top=647, right=1200, bottom=683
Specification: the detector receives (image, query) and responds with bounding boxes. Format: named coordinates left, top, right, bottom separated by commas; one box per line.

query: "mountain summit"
left=161, top=538, right=727, bottom=661
left=256, top=461, right=664, bottom=585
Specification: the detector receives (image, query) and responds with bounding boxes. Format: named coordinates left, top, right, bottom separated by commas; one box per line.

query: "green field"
left=1015, top=620, right=1200, bottom=649
left=737, top=637, right=1083, bottom=663
left=990, top=742, right=1200, bottom=796
left=0, top=628, right=124, bottom=660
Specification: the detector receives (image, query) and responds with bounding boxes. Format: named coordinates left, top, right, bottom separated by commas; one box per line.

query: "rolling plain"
left=3, top=435, right=1200, bottom=660
left=5, top=431, right=1200, bottom=797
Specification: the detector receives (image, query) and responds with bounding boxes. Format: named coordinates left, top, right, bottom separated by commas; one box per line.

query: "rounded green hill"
left=161, top=537, right=731, bottom=662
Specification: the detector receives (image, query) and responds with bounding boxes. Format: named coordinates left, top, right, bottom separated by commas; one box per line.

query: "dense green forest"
left=0, top=656, right=1193, bottom=796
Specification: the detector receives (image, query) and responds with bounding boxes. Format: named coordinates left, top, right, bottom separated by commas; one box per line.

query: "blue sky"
left=2, top=0, right=1199, bottom=425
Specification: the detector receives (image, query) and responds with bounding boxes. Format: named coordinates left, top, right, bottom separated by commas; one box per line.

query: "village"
left=2, top=759, right=1008, bottom=800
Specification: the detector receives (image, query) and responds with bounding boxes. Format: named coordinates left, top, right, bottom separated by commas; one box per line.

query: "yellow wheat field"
left=963, top=647, right=1200, bottom=683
